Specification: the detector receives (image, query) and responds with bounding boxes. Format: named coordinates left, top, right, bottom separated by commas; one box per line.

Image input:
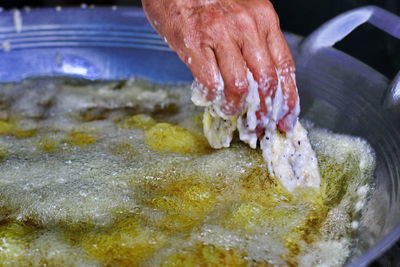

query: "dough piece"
left=191, top=69, right=320, bottom=191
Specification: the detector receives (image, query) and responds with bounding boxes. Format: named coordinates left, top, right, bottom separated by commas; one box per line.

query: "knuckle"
left=269, top=78, right=278, bottom=90
left=267, top=68, right=278, bottom=81
left=203, top=68, right=221, bottom=90
left=185, top=35, right=212, bottom=53
left=267, top=12, right=280, bottom=29
left=227, top=77, right=249, bottom=95
left=272, top=13, right=280, bottom=27
left=278, top=59, right=296, bottom=72
left=257, top=1, right=280, bottom=28
left=268, top=78, right=279, bottom=92
left=191, top=38, right=213, bottom=51
left=235, top=9, right=256, bottom=28
left=259, top=70, right=278, bottom=92
left=204, top=80, right=218, bottom=91
left=195, top=74, right=217, bottom=91
left=238, top=22, right=258, bottom=39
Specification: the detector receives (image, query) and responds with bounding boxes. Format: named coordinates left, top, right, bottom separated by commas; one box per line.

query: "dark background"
left=1, top=1, right=400, bottom=266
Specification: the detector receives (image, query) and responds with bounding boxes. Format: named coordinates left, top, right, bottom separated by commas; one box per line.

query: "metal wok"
left=0, top=6, right=399, bottom=266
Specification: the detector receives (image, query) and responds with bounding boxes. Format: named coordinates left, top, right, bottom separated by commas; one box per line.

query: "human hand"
left=142, top=0, right=299, bottom=132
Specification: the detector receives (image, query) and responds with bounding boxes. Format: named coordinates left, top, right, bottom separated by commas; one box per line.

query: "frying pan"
left=0, top=6, right=399, bottom=266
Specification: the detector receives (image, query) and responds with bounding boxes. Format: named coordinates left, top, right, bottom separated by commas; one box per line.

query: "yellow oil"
left=0, top=120, right=37, bottom=139
left=162, top=244, right=249, bottom=267
left=0, top=120, right=13, bottom=135
left=0, top=221, right=36, bottom=266
left=122, top=114, right=157, bottom=130
left=147, top=177, right=220, bottom=233
left=82, top=216, right=166, bottom=267
left=37, top=138, right=59, bottom=153
left=0, top=145, right=6, bottom=160
left=145, top=122, right=212, bottom=155
left=63, top=130, right=97, bottom=146
left=0, top=79, right=375, bottom=267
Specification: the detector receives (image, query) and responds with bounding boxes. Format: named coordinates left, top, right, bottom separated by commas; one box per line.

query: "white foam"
left=0, top=79, right=375, bottom=266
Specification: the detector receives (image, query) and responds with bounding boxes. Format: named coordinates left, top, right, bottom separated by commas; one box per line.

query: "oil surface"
left=0, top=78, right=375, bottom=266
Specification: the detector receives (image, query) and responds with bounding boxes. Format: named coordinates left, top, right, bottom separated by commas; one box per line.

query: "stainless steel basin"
left=0, top=6, right=399, bottom=266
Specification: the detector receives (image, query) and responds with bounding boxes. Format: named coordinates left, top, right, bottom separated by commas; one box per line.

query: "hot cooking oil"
left=0, top=78, right=375, bottom=266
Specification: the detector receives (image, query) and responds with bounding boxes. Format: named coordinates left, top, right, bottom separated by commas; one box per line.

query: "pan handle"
left=301, top=5, right=400, bottom=109
left=383, top=71, right=400, bottom=111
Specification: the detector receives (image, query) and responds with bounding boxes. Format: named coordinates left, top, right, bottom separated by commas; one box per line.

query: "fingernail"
left=278, top=102, right=300, bottom=132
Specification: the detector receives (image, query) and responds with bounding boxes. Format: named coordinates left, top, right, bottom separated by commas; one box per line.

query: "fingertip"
left=277, top=101, right=300, bottom=132
left=277, top=118, right=291, bottom=132
left=222, top=77, right=249, bottom=115
left=276, top=66, right=299, bottom=124
left=255, top=124, right=265, bottom=138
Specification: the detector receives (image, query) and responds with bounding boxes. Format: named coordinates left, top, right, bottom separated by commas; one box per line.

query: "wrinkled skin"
left=142, top=0, right=299, bottom=132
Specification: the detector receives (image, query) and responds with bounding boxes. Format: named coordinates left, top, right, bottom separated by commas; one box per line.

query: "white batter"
left=192, top=69, right=320, bottom=191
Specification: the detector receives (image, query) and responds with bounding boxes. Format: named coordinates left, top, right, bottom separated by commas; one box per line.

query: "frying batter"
left=192, top=68, right=320, bottom=191
left=0, top=79, right=375, bottom=266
